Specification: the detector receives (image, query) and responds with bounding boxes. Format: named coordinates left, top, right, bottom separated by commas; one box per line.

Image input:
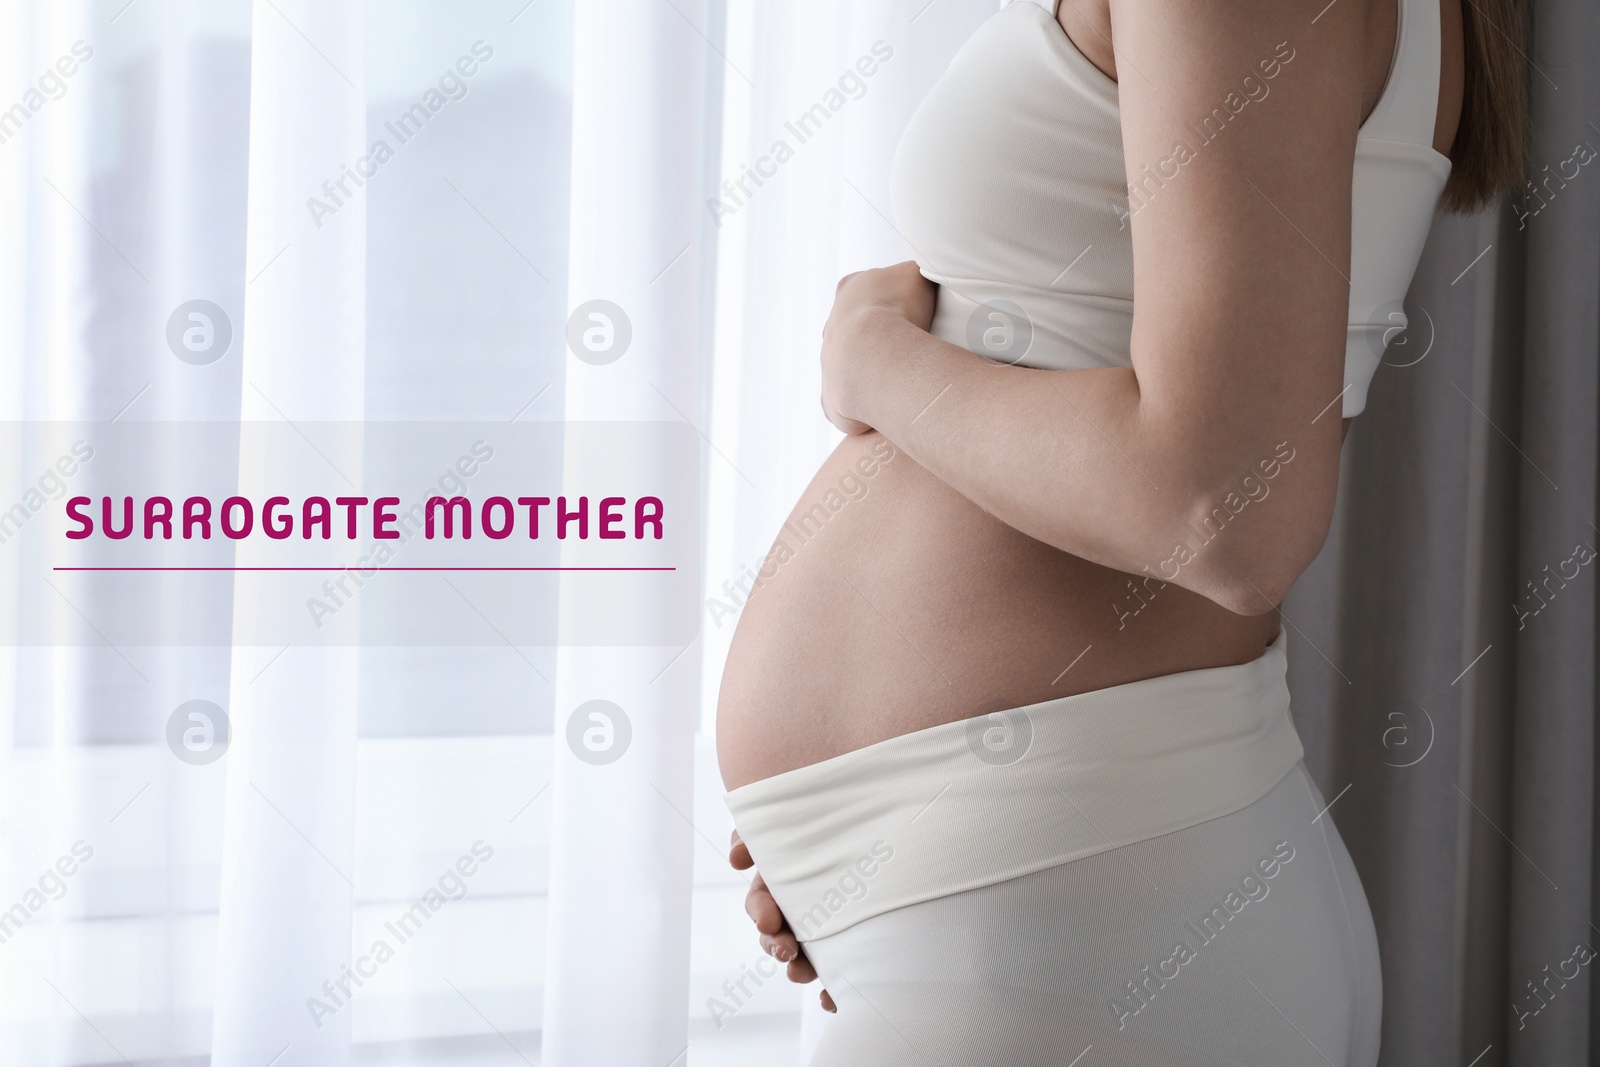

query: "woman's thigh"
left=803, top=763, right=1382, bottom=1067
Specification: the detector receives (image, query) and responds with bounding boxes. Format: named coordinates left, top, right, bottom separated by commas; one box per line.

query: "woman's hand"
left=820, top=261, right=937, bottom=436
left=729, top=829, right=836, bottom=1013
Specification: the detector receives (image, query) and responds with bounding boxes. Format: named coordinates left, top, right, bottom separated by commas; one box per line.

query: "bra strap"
left=1361, top=0, right=1443, bottom=146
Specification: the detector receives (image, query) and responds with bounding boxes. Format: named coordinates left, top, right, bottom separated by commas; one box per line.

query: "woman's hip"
left=803, top=761, right=1383, bottom=1066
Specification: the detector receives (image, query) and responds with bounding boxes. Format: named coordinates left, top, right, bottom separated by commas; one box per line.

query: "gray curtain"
left=1283, top=2, right=1600, bottom=1063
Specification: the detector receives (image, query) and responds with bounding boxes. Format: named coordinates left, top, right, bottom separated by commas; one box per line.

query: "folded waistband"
left=724, top=630, right=1302, bottom=942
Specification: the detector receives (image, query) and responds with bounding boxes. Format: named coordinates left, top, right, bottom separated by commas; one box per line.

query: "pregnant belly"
left=715, top=432, right=1279, bottom=791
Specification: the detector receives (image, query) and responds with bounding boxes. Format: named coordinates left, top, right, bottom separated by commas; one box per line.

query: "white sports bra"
left=889, top=0, right=1453, bottom=417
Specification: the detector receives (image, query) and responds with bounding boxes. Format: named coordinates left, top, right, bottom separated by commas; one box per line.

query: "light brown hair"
left=1440, top=0, right=1532, bottom=214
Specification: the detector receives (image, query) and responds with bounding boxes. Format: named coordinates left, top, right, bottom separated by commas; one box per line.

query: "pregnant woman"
left=718, top=0, right=1524, bottom=1061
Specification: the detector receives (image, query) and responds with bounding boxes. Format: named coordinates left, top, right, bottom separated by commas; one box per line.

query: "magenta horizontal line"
left=51, top=566, right=677, bottom=572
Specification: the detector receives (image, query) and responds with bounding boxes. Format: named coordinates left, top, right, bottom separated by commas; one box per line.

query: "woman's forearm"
left=840, top=306, right=1338, bottom=615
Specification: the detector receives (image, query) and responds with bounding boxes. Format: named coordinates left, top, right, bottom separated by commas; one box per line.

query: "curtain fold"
left=211, top=1, right=366, bottom=1064
left=1284, top=2, right=1600, bottom=1062
left=1502, top=5, right=1600, bottom=1060
left=539, top=0, right=709, bottom=1063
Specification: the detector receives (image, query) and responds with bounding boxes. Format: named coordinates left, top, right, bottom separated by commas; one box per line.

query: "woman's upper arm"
left=1107, top=0, right=1369, bottom=598
left=1110, top=0, right=1366, bottom=436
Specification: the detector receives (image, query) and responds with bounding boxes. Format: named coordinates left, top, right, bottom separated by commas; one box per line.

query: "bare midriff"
left=714, top=430, right=1282, bottom=791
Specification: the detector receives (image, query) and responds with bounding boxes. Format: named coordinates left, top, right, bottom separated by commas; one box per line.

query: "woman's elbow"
left=1180, top=482, right=1338, bottom=617
left=1199, top=564, right=1308, bottom=617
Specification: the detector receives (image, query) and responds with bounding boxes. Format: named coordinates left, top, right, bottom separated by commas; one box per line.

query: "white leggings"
left=801, top=762, right=1381, bottom=1067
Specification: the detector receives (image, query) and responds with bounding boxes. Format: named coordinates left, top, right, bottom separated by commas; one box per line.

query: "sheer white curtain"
left=696, top=0, right=995, bottom=1061
left=540, top=0, right=706, bottom=1063
left=212, top=1, right=365, bottom=1064
left=1, top=1, right=572, bottom=1063
left=0, top=0, right=997, bottom=1064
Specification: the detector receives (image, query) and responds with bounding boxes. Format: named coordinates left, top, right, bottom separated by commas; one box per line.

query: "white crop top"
left=889, top=0, right=1453, bottom=417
